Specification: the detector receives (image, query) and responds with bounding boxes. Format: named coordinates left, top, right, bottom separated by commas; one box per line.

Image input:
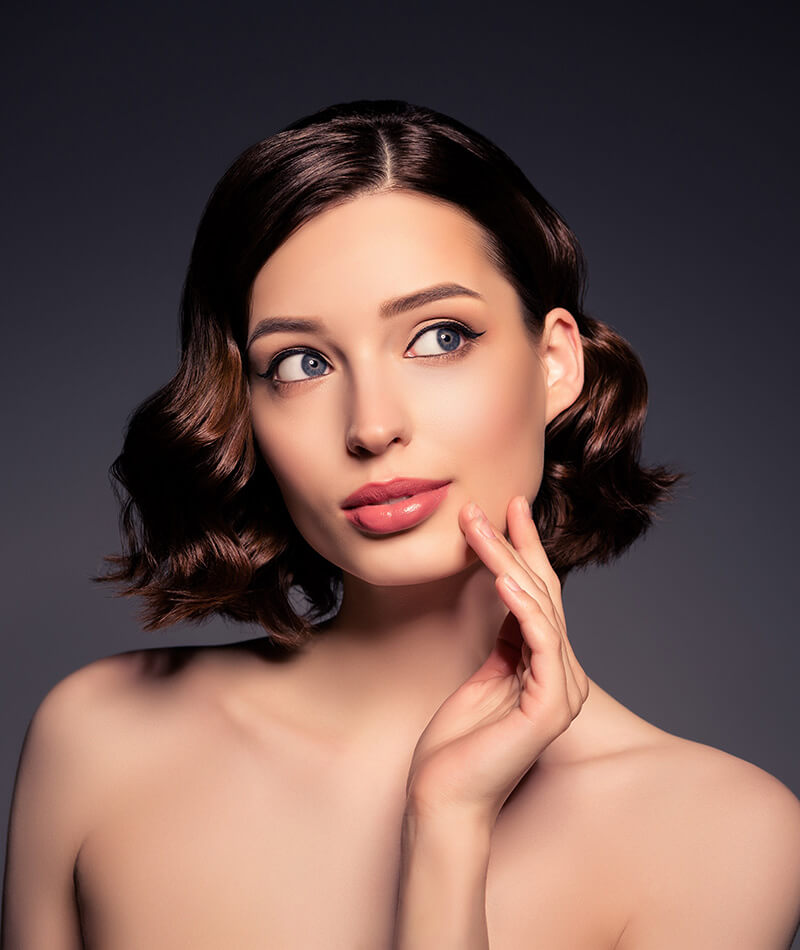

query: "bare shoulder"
left=2, top=646, right=234, bottom=947
left=643, top=732, right=800, bottom=879
left=611, top=725, right=800, bottom=820
left=613, top=729, right=800, bottom=948
left=30, top=645, right=204, bottom=736
left=497, top=689, right=800, bottom=948
left=26, top=637, right=293, bottom=775
left=19, top=646, right=223, bottom=813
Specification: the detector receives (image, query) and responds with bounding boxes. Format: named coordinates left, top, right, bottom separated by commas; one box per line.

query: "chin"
left=335, top=535, right=481, bottom=588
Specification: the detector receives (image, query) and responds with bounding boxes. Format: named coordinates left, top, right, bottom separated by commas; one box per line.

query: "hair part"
left=94, top=99, right=686, bottom=649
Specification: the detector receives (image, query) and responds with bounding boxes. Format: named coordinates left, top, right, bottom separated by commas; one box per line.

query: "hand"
left=404, top=495, right=590, bottom=829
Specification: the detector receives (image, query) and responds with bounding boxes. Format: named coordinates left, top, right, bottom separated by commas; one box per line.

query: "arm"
left=1, top=662, right=117, bottom=950
left=393, top=810, right=492, bottom=950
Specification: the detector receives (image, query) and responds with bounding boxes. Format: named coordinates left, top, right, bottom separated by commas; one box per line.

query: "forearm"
left=393, top=809, right=492, bottom=950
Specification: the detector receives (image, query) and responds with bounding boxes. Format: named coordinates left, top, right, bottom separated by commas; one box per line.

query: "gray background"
left=2, top=0, right=798, bottom=941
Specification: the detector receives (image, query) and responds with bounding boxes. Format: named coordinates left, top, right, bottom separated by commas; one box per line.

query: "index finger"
left=507, top=496, right=565, bottom=619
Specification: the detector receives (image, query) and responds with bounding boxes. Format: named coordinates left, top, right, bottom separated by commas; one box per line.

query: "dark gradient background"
left=2, top=0, right=799, bottom=940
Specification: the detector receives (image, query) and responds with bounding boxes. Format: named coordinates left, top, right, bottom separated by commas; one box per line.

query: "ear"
left=537, top=308, right=584, bottom=425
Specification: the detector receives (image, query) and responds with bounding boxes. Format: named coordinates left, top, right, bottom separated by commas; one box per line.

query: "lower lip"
left=343, top=484, right=450, bottom=535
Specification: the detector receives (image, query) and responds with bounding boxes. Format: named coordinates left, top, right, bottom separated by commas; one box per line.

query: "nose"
left=344, top=363, right=411, bottom=457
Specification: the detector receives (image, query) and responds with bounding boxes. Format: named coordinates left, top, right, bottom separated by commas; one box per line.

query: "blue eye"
left=261, top=350, right=331, bottom=385
left=408, top=323, right=469, bottom=356
left=257, top=320, right=484, bottom=388
left=407, top=319, right=485, bottom=359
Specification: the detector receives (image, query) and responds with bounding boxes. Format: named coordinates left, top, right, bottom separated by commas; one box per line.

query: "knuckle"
left=520, top=598, right=543, bottom=620
left=543, top=697, right=572, bottom=734
left=556, top=705, right=573, bottom=733
left=542, top=625, right=562, bottom=649
left=528, top=572, right=548, bottom=593
left=579, top=673, right=590, bottom=701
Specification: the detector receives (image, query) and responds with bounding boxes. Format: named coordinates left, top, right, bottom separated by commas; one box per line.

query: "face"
left=246, top=190, right=550, bottom=587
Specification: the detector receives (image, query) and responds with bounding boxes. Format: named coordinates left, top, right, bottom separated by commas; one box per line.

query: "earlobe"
left=539, top=308, right=584, bottom=425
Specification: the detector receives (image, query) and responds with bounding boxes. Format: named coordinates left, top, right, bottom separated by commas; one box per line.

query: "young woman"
left=4, top=99, right=800, bottom=949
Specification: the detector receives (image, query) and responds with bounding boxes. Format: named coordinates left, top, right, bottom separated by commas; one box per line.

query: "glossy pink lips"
left=343, top=484, right=450, bottom=534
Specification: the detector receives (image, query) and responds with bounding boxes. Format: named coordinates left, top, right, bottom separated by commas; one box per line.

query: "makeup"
left=343, top=484, right=450, bottom=534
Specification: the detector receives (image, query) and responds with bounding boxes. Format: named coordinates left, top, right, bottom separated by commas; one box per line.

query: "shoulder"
left=616, top=734, right=800, bottom=948
left=7, top=651, right=175, bottom=872
left=17, top=647, right=212, bottom=815
left=24, top=641, right=270, bottom=768
left=27, top=646, right=201, bottom=738
left=3, top=647, right=222, bottom=945
left=630, top=732, right=800, bottom=842
left=651, top=735, right=800, bottom=871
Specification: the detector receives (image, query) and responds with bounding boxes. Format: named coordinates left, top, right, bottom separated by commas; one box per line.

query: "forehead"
left=248, top=190, right=505, bottom=326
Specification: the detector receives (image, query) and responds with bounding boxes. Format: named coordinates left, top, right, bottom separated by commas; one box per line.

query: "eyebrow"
left=246, top=282, right=484, bottom=351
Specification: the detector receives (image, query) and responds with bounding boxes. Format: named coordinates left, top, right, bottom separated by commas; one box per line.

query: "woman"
left=3, top=99, right=800, bottom=949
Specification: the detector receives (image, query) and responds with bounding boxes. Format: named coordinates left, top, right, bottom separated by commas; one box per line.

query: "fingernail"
left=517, top=496, right=530, bottom=517
left=465, top=502, right=479, bottom=520
left=476, top=514, right=495, bottom=539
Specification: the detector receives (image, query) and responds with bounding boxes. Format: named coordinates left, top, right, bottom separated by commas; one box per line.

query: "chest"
left=75, top=734, right=628, bottom=949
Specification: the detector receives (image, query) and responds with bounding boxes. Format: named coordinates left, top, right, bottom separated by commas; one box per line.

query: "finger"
left=460, top=506, right=556, bottom=626
left=507, top=497, right=580, bottom=662
left=507, top=497, right=589, bottom=707
left=495, top=574, right=572, bottom=730
left=461, top=502, right=586, bottom=708
left=459, top=501, right=539, bottom=583
left=559, top=638, right=585, bottom=717
left=468, top=627, right=522, bottom=683
left=506, top=496, right=565, bottom=621
left=494, top=574, right=564, bottom=690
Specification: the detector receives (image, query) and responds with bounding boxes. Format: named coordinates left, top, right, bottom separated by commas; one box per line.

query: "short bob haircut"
left=95, top=99, right=685, bottom=651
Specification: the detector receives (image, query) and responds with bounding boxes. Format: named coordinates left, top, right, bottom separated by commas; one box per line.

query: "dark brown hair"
left=94, top=99, right=685, bottom=650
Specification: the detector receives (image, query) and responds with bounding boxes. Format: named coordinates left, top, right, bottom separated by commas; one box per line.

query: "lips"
left=342, top=483, right=451, bottom=534
left=341, top=478, right=451, bottom=509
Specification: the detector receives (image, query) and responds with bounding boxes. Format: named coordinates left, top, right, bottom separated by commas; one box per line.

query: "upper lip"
left=341, top=478, right=451, bottom=509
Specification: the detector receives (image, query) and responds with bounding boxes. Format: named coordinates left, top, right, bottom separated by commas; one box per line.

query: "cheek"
left=250, top=410, right=343, bottom=549
left=251, top=416, right=318, bottom=503
left=430, top=357, right=544, bottom=468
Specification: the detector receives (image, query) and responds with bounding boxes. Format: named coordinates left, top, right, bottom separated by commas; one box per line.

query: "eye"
left=256, top=320, right=485, bottom=389
left=258, top=349, right=331, bottom=384
left=406, top=321, right=483, bottom=358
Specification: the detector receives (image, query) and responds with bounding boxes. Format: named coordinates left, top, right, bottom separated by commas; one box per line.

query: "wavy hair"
left=94, top=99, right=685, bottom=650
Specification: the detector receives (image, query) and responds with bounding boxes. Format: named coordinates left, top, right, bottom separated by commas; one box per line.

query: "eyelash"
left=256, top=320, right=485, bottom=390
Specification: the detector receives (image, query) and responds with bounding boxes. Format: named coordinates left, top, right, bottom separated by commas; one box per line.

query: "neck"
left=296, top=559, right=507, bottom=738
left=241, top=561, right=610, bottom=773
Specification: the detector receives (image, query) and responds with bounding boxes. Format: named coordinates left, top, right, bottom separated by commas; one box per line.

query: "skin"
left=244, top=189, right=582, bottom=756
left=4, top=190, right=800, bottom=949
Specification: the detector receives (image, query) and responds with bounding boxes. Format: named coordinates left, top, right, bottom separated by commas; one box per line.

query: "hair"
left=93, top=98, right=686, bottom=650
